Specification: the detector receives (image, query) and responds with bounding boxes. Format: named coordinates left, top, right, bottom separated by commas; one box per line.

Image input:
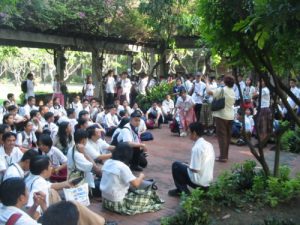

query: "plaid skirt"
left=255, top=107, right=272, bottom=137
left=200, top=103, right=214, bottom=127
left=103, top=189, right=164, bottom=215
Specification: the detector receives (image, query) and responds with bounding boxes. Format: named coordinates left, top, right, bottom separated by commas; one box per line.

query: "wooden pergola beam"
left=0, top=29, right=158, bottom=54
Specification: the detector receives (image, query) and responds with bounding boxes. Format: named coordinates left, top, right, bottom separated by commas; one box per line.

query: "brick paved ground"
left=88, top=125, right=300, bottom=225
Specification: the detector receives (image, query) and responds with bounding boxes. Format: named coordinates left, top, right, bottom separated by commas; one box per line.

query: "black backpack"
left=110, top=127, right=130, bottom=146
left=21, top=80, right=27, bottom=93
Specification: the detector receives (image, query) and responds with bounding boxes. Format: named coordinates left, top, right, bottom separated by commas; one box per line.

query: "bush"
left=280, top=128, right=300, bottom=153
left=162, top=161, right=300, bottom=225
left=252, top=217, right=296, bottom=225
left=136, top=81, right=174, bottom=112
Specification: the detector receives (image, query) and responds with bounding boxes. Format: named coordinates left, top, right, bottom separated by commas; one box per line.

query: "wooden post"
left=92, top=49, right=104, bottom=105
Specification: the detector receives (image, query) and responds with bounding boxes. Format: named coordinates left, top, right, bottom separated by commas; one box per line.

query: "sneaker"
left=168, top=189, right=181, bottom=197
left=180, top=132, right=187, bottom=137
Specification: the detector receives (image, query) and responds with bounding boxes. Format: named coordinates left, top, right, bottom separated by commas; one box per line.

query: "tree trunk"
left=92, top=49, right=104, bottom=105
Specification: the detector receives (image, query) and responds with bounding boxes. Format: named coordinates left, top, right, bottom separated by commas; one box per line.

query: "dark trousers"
left=194, top=104, right=202, bottom=122
left=171, top=161, right=207, bottom=194
left=149, top=113, right=163, bottom=126
left=215, top=117, right=232, bottom=160
left=106, top=93, right=114, bottom=106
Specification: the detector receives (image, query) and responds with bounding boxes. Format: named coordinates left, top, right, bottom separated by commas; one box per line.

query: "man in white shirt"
left=43, top=112, right=58, bottom=140
left=69, top=96, right=83, bottom=118
left=184, top=74, right=194, bottom=94
left=0, top=177, right=46, bottom=225
left=104, top=106, right=119, bottom=136
left=120, top=72, right=132, bottom=104
left=23, top=96, right=38, bottom=119
left=0, top=132, right=23, bottom=181
left=233, top=75, right=246, bottom=106
left=105, top=70, right=116, bottom=105
left=16, top=121, right=38, bottom=152
left=145, top=102, right=163, bottom=128
left=86, top=125, right=114, bottom=162
left=162, top=95, right=175, bottom=122
left=287, top=79, right=300, bottom=110
left=192, top=73, right=206, bottom=122
left=3, top=149, right=38, bottom=181
left=169, top=122, right=215, bottom=196
left=117, top=111, right=148, bottom=171
left=25, top=73, right=35, bottom=100
left=138, top=73, right=148, bottom=95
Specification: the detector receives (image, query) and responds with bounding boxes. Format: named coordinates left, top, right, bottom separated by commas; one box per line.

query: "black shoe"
left=130, top=166, right=143, bottom=172
left=168, top=189, right=181, bottom=197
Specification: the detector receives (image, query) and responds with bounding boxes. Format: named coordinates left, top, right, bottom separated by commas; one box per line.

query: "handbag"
left=211, top=88, right=225, bottom=111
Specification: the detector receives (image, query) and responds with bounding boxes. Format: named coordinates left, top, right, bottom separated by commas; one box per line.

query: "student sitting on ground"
left=7, top=93, right=16, bottom=106
left=86, top=125, right=114, bottom=163
left=69, top=95, right=83, bottom=119
left=0, top=132, right=23, bottom=181
left=74, top=118, right=89, bottom=131
left=162, top=94, right=175, bottom=122
left=117, top=111, right=148, bottom=171
left=23, top=96, right=38, bottom=119
left=57, top=108, right=78, bottom=133
left=100, top=142, right=163, bottom=215
left=122, top=100, right=133, bottom=115
left=3, top=149, right=38, bottom=181
left=43, top=112, right=58, bottom=140
left=3, top=113, right=17, bottom=133
left=104, top=105, right=119, bottom=136
left=67, top=129, right=101, bottom=190
left=168, top=122, right=215, bottom=196
left=30, top=110, right=43, bottom=140
left=145, top=102, right=163, bottom=129
left=0, top=177, right=47, bottom=224
left=52, top=97, right=67, bottom=121
left=25, top=155, right=72, bottom=213
left=53, top=121, right=74, bottom=155
left=0, top=124, right=11, bottom=147
left=40, top=200, right=117, bottom=225
left=17, top=120, right=38, bottom=152
left=38, top=134, right=68, bottom=182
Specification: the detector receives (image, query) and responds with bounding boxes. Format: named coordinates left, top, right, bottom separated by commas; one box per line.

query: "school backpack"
left=21, top=80, right=27, bottom=93
left=169, top=118, right=180, bottom=134
left=110, top=127, right=130, bottom=146
left=146, top=119, right=155, bottom=129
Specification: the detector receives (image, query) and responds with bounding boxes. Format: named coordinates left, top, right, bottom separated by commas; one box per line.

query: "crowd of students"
left=0, top=70, right=299, bottom=224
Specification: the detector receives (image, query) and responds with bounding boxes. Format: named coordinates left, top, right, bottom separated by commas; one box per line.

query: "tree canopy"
left=0, top=0, right=199, bottom=47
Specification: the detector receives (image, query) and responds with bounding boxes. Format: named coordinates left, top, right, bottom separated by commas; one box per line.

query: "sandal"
left=215, top=157, right=228, bottom=163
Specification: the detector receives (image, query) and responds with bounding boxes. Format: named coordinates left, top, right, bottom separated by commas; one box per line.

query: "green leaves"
left=254, top=30, right=269, bottom=49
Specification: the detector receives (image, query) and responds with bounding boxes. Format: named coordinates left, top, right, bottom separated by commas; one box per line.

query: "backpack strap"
left=6, top=213, right=22, bottom=225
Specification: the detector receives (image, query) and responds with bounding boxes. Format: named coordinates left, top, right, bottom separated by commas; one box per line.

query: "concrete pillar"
left=92, top=49, right=104, bottom=104
left=54, top=48, right=66, bottom=81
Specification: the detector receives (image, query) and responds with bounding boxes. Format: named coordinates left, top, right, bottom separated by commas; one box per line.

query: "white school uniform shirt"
left=147, top=107, right=162, bottom=116
left=105, top=113, right=119, bottom=128
left=96, top=111, right=106, bottom=125
left=162, top=99, right=175, bottom=114
left=16, top=131, right=37, bottom=149
left=117, top=123, right=139, bottom=143
left=84, top=83, right=95, bottom=96
left=260, top=87, right=271, bottom=108
left=0, top=205, right=41, bottom=225
left=287, top=86, right=300, bottom=109
left=53, top=81, right=61, bottom=93
left=0, top=146, right=23, bottom=172
left=106, top=76, right=116, bottom=93
left=23, top=104, right=38, bottom=118
left=176, top=95, right=195, bottom=111
left=69, top=102, right=83, bottom=118
left=138, top=77, right=148, bottom=95
left=100, top=159, right=136, bottom=202
left=44, top=122, right=58, bottom=140
left=138, top=119, right=147, bottom=134
left=188, top=137, right=215, bottom=187
left=25, top=173, right=51, bottom=211
left=67, top=147, right=94, bottom=188
left=85, top=139, right=110, bottom=160
left=52, top=105, right=67, bottom=118
left=121, top=78, right=132, bottom=94
left=3, top=163, right=24, bottom=181
left=117, top=105, right=125, bottom=114
left=25, top=79, right=35, bottom=99
left=185, top=80, right=193, bottom=93
left=192, top=81, right=206, bottom=104
left=43, top=146, right=67, bottom=168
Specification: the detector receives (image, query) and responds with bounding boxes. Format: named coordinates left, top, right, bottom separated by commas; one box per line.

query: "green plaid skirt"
left=200, top=103, right=214, bottom=126
left=103, top=189, right=164, bottom=215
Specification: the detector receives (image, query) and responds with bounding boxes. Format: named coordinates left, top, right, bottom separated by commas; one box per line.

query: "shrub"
left=136, top=81, right=174, bottom=112
left=162, top=161, right=300, bottom=225
left=280, top=128, right=300, bottom=153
